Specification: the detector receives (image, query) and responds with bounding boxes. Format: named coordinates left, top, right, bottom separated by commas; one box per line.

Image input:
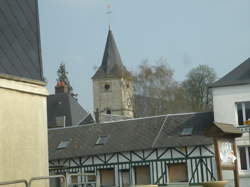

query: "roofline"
left=35, top=0, right=45, bottom=81
left=48, top=111, right=211, bottom=131
left=0, top=73, right=47, bottom=86
left=49, top=142, right=214, bottom=161
left=210, top=82, right=250, bottom=89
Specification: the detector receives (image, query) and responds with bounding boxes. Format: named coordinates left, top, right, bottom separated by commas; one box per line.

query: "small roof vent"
left=181, top=127, right=193, bottom=136
left=95, top=136, right=109, bottom=145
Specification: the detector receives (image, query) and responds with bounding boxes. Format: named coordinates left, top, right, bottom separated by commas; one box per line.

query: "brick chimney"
left=55, top=81, right=69, bottom=94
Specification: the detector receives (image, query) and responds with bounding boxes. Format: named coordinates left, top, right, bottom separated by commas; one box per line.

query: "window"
left=100, top=169, right=115, bottom=187
left=71, top=175, right=78, bottom=187
left=236, top=102, right=250, bottom=125
left=181, top=127, right=193, bottom=136
left=104, top=83, right=111, bottom=91
left=134, top=166, right=150, bottom=185
left=106, top=108, right=111, bottom=114
left=168, top=163, right=188, bottom=183
left=121, top=170, right=130, bottom=187
left=95, top=136, right=108, bottom=145
left=85, top=172, right=96, bottom=182
left=239, top=146, right=250, bottom=171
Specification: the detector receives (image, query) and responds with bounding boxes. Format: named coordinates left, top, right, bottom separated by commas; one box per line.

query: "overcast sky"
left=38, top=0, right=250, bottom=112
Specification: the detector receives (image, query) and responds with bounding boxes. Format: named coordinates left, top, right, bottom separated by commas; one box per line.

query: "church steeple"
left=92, top=30, right=134, bottom=122
left=92, top=29, right=131, bottom=80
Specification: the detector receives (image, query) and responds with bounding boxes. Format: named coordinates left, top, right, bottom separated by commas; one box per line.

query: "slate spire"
left=92, top=29, right=131, bottom=79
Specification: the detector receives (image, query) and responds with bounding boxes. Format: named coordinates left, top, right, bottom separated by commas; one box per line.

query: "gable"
left=211, top=58, right=250, bottom=88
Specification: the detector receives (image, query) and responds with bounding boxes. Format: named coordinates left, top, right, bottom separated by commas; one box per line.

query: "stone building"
left=92, top=30, right=134, bottom=122
left=0, top=0, right=49, bottom=184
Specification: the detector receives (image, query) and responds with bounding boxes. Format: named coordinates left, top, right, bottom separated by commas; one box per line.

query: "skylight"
left=95, top=136, right=108, bottom=145
left=181, top=127, right=193, bottom=136
left=57, top=140, right=71, bottom=150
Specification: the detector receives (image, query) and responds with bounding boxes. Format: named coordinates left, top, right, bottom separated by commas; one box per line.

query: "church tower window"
left=106, top=108, right=111, bottom=114
left=104, top=83, right=111, bottom=91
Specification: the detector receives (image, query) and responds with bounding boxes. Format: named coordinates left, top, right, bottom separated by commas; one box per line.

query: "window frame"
left=167, top=163, right=188, bottom=183
left=238, top=146, right=250, bottom=173
left=134, top=165, right=151, bottom=185
left=99, top=168, right=115, bottom=187
left=236, top=101, right=250, bottom=126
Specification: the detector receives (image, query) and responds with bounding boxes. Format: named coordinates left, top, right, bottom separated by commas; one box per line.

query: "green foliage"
left=57, top=63, right=78, bottom=99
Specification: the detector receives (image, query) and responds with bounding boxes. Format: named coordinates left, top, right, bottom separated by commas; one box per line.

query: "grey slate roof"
left=0, top=0, right=44, bottom=81
left=48, top=112, right=214, bottom=160
left=92, top=30, right=131, bottom=79
left=211, top=58, right=250, bottom=88
left=47, top=93, right=93, bottom=128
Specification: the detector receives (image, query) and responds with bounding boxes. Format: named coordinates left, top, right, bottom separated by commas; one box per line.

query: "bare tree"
left=133, top=58, right=179, bottom=117
left=182, top=64, right=216, bottom=111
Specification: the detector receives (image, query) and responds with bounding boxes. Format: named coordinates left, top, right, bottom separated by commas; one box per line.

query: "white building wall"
left=212, top=84, right=250, bottom=125
left=212, top=85, right=250, bottom=187
left=52, top=146, right=215, bottom=187
left=0, top=77, right=49, bottom=186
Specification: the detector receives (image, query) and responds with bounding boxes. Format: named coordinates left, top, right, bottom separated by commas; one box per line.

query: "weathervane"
left=106, top=4, right=112, bottom=29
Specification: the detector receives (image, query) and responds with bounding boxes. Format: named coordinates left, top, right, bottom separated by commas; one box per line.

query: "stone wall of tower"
left=93, top=78, right=133, bottom=122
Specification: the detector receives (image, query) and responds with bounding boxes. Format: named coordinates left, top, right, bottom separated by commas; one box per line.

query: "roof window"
left=181, top=127, right=193, bottom=136
left=95, top=136, right=108, bottom=145
left=57, top=139, right=71, bottom=150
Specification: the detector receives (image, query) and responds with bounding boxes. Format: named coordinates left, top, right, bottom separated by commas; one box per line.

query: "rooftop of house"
left=0, top=0, right=44, bottom=82
left=211, top=58, right=250, bottom=88
left=49, top=111, right=214, bottom=160
left=92, top=29, right=131, bottom=80
left=47, top=82, right=94, bottom=128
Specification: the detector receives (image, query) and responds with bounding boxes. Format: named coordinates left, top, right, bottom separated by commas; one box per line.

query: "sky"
left=38, top=0, right=250, bottom=112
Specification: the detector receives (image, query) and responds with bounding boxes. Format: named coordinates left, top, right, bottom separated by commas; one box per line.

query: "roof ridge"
left=48, top=112, right=211, bottom=131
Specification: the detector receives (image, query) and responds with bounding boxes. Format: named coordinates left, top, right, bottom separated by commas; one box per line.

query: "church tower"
left=92, top=29, right=134, bottom=121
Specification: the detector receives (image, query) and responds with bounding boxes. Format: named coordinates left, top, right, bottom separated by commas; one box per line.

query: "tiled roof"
left=48, top=112, right=214, bottom=160
left=47, top=93, right=93, bottom=128
left=0, top=0, right=44, bottom=81
left=92, top=30, right=131, bottom=80
left=211, top=58, right=250, bottom=88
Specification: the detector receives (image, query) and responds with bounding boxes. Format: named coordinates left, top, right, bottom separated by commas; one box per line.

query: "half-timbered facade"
left=49, top=112, right=217, bottom=186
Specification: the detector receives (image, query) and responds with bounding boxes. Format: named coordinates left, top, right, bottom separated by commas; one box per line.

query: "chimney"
left=94, top=108, right=100, bottom=123
left=55, top=81, right=69, bottom=94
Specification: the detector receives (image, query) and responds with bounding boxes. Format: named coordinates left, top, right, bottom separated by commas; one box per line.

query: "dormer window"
left=236, top=102, right=250, bottom=126
left=95, top=136, right=108, bottom=145
left=57, top=139, right=71, bottom=150
left=180, top=127, right=193, bottom=136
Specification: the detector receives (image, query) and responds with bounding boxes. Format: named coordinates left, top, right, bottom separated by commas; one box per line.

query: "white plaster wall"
left=212, top=84, right=250, bottom=125
left=0, top=78, right=49, bottom=186
left=212, top=85, right=250, bottom=187
left=59, top=146, right=215, bottom=186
